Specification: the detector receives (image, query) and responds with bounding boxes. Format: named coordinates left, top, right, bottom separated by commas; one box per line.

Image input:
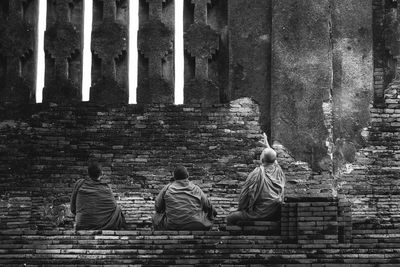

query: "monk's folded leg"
left=152, top=212, right=167, bottom=230
left=113, top=208, right=127, bottom=230
left=108, top=207, right=126, bottom=230
left=152, top=166, right=217, bottom=231
left=226, top=211, right=247, bottom=226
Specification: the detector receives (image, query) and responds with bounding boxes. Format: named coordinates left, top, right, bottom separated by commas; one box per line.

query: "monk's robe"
left=70, top=179, right=126, bottom=230
left=153, top=179, right=216, bottom=230
left=238, top=162, right=285, bottom=220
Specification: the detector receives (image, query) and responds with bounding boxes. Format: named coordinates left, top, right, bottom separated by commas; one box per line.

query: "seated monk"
left=153, top=166, right=217, bottom=230
left=70, top=162, right=126, bottom=230
left=226, top=133, right=286, bottom=225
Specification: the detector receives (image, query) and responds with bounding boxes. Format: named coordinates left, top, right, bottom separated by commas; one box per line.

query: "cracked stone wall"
left=332, top=0, right=373, bottom=174
left=271, top=0, right=373, bottom=173
left=270, top=0, right=378, bottom=226
left=271, top=0, right=333, bottom=171
left=229, top=0, right=272, bottom=134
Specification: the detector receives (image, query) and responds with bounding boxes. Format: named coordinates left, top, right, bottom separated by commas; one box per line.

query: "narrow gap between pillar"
left=35, top=0, right=47, bottom=103
left=174, top=0, right=184, bottom=105
left=129, top=0, right=139, bottom=104
left=82, top=0, right=93, bottom=102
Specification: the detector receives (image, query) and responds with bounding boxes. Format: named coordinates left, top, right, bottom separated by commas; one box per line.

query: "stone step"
left=1, top=231, right=400, bottom=265
left=226, top=221, right=281, bottom=234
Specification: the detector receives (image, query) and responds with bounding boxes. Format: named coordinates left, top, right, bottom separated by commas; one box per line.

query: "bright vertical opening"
left=174, top=0, right=184, bottom=105
left=35, top=0, right=47, bottom=103
left=82, top=0, right=93, bottom=101
left=129, top=0, right=139, bottom=104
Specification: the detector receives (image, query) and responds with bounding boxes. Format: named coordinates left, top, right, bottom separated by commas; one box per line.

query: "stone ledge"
left=284, top=196, right=338, bottom=202
left=1, top=230, right=400, bottom=265
left=226, top=221, right=280, bottom=234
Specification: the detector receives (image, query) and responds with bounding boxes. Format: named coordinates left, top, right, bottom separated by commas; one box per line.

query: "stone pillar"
left=331, top=0, right=373, bottom=173
left=137, top=0, right=174, bottom=104
left=228, top=0, right=272, bottom=132
left=184, top=0, right=221, bottom=105
left=43, top=0, right=82, bottom=103
left=0, top=0, right=36, bottom=105
left=271, top=0, right=332, bottom=171
left=90, top=0, right=129, bottom=104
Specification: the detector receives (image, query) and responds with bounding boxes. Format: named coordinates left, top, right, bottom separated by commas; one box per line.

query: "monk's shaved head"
left=88, top=162, right=102, bottom=180
left=174, top=166, right=189, bottom=180
left=260, top=148, right=277, bottom=164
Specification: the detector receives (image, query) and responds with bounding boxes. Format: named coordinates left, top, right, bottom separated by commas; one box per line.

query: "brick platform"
left=0, top=196, right=359, bottom=265
left=281, top=197, right=352, bottom=244
left=226, top=221, right=280, bottom=235
left=1, top=229, right=400, bottom=266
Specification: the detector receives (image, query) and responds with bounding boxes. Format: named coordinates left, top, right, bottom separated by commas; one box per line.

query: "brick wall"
left=339, top=80, right=400, bottom=229
left=0, top=97, right=330, bottom=231
left=0, top=98, right=341, bottom=231
left=2, top=90, right=400, bottom=264
left=2, top=89, right=399, bottom=227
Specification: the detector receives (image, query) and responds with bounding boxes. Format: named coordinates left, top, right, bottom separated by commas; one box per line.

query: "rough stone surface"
left=0, top=0, right=36, bottom=105
left=228, top=0, right=271, bottom=133
left=271, top=0, right=332, bottom=171
left=332, top=0, right=373, bottom=173
left=90, top=0, right=128, bottom=104
left=137, top=1, right=174, bottom=104
left=43, top=0, right=83, bottom=103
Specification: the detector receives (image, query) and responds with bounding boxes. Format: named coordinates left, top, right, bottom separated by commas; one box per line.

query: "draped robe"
left=70, top=179, right=125, bottom=230
left=153, top=179, right=216, bottom=230
left=238, top=162, right=285, bottom=220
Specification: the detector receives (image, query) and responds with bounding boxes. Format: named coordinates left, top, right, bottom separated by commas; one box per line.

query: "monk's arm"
left=279, top=166, right=286, bottom=202
left=154, top=185, right=168, bottom=213
left=238, top=169, right=258, bottom=210
left=263, top=133, right=271, bottom=148
left=238, top=178, right=250, bottom=210
left=200, top=189, right=217, bottom=217
left=70, top=181, right=80, bottom=215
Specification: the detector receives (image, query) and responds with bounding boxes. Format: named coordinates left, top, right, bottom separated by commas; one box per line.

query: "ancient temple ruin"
left=0, top=0, right=400, bottom=265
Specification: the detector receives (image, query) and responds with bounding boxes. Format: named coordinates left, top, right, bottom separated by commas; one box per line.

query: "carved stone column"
left=43, top=0, right=81, bottom=103
left=0, top=0, right=35, bottom=105
left=91, top=0, right=128, bottom=104
left=184, top=0, right=220, bottom=105
left=137, top=0, right=174, bottom=104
